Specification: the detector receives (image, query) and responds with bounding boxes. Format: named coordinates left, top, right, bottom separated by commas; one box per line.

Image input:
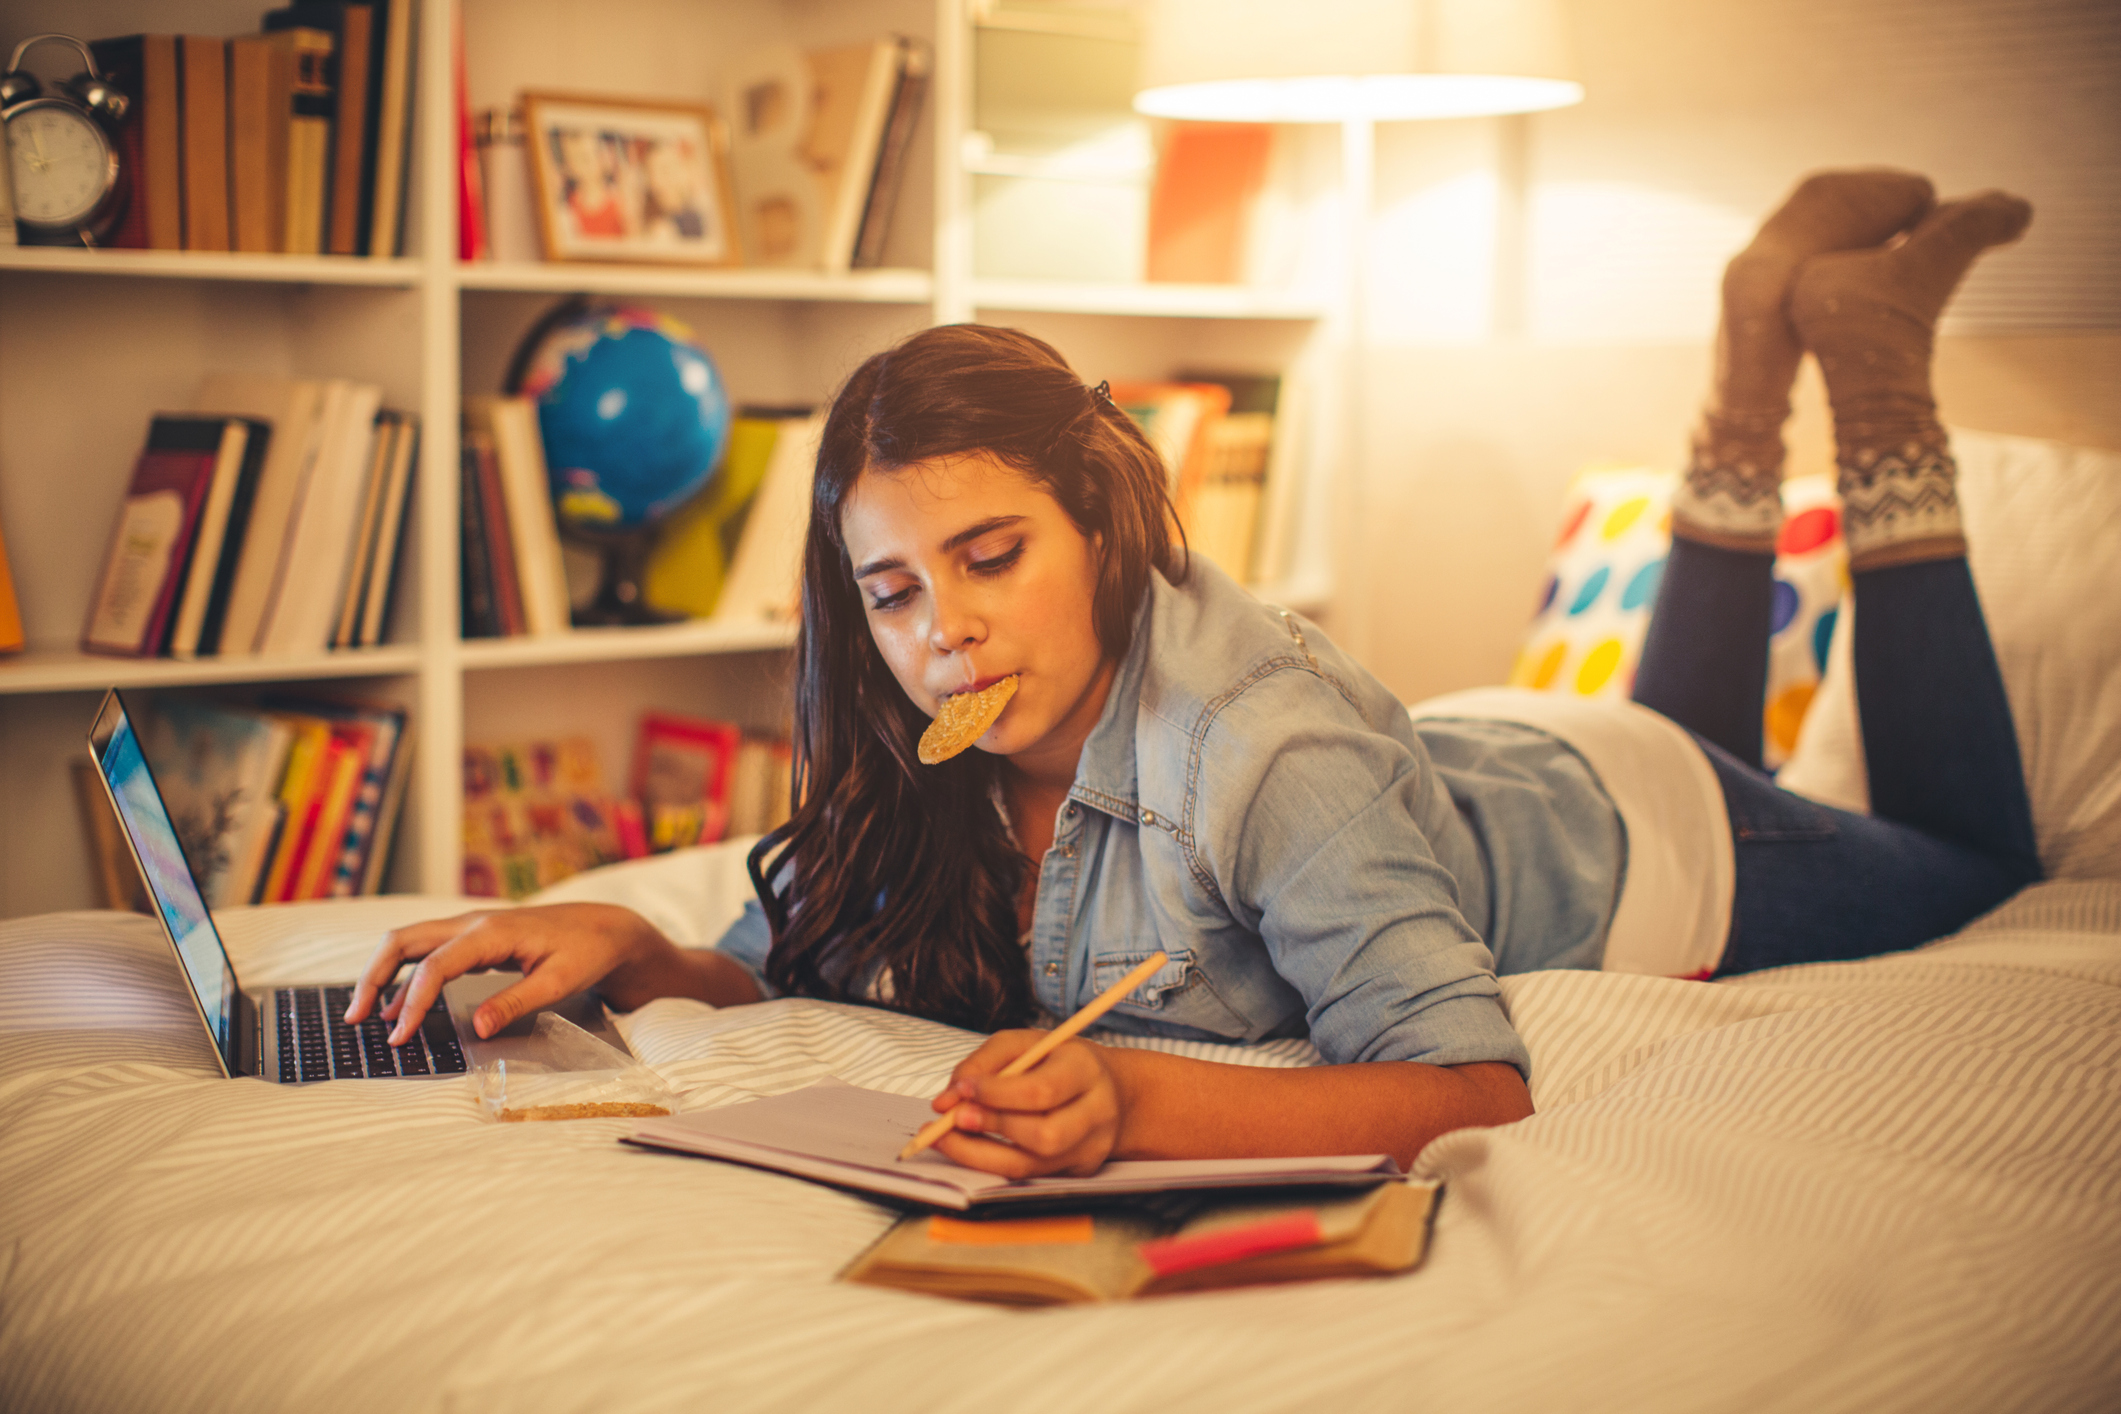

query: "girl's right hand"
left=344, top=902, right=676, bottom=1044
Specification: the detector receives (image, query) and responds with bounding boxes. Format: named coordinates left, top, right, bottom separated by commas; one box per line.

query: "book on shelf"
left=712, top=411, right=826, bottom=625
left=845, top=1176, right=1440, bottom=1305
left=141, top=698, right=296, bottom=909
left=88, top=35, right=184, bottom=251
left=464, top=396, right=572, bottom=635
left=471, top=106, right=541, bottom=263
left=457, top=434, right=501, bottom=638
left=265, top=3, right=374, bottom=256
left=81, top=416, right=237, bottom=658
left=265, top=25, right=336, bottom=254
left=179, top=36, right=232, bottom=252
left=189, top=373, right=410, bottom=657
left=1146, top=123, right=1274, bottom=285
left=228, top=35, right=295, bottom=253
left=255, top=710, right=334, bottom=902
left=453, top=13, right=485, bottom=262
left=1108, top=380, right=1231, bottom=534
left=337, top=411, right=419, bottom=649
left=726, top=37, right=927, bottom=272
left=255, top=696, right=401, bottom=900
left=167, top=416, right=270, bottom=660
left=1172, top=371, right=1283, bottom=586
left=0, top=506, right=25, bottom=653
left=632, top=712, right=742, bottom=849
left=850, top=37, right=930, bottom=270
left=365, top=0, right=418, bottom=259
left=726, top=734, right=793, bottom=838
left=193, top=373, right=326, bottom=654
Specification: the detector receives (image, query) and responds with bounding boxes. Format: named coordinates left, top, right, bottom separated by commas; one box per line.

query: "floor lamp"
left=1135, top=0, right=1583, bottom=624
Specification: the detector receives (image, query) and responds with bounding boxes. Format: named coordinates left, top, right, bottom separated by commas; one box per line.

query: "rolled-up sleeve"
left=1203, top=675, right=1530, bottom=1078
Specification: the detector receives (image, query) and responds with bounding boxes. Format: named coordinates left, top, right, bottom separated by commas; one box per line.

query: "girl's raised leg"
left=1790, top=192, right=2039, bottom=869
left=1633, top=170, right=1934, bottom=765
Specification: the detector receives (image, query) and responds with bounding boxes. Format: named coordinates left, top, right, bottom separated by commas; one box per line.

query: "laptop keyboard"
left=275, top=985, right=469, bottom=1082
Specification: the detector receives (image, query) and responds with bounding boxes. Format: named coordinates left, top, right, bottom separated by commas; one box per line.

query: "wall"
left=1339, top=0, right=2121, bottom=703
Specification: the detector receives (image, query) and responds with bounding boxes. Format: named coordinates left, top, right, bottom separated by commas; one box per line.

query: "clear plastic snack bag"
left=470, top=1011, right=680, bottom=1122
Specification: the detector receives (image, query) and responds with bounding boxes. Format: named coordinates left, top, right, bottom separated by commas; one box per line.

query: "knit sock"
left=1792, top=191, right=2034, bottom=570
left=1674, top=170, right=1936, bottom=552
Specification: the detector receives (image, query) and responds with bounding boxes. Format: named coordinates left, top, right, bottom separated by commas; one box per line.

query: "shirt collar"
left=1066, top=572, right=1162, bottom=821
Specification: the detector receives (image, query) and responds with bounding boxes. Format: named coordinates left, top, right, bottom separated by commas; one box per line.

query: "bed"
left=4, top=428, right=2117, bottom=1412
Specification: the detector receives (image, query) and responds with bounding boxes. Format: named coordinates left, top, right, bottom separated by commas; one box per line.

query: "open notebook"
left=625, top=1079, right=1402, bottom=1210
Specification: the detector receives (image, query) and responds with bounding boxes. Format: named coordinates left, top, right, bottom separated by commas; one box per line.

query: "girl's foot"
left=1793, top=191, right=2034, bottom=569
left=1676, top=169, right=1936, bottom=552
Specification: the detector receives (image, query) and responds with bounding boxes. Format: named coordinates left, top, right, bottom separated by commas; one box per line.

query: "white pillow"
left=1779, top=427, right=2121, bottom=880
left=527, top=836, right=763, bottom=947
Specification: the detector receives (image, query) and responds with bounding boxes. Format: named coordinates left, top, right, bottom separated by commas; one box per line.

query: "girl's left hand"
left=928, top=1029, right=1125, bottom=1178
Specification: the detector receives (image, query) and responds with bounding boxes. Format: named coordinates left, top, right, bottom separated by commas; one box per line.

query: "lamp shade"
left=1135, top=0, right=1583, bottom=122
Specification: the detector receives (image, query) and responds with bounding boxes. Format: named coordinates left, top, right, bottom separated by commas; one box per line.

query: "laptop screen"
left=90, top=690, right=242, bottom=1074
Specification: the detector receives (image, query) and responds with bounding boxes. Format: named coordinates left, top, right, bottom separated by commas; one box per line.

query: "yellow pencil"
left=898, top=950, right=1169, bottom=1162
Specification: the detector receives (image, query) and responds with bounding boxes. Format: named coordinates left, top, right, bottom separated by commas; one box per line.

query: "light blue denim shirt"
left=717, top=560, right=1630, bottom=1080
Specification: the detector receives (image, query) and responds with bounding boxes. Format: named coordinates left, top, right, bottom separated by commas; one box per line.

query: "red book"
left=632, top=713, right=742, bottom=846
left=453, top=8, right=486, bottom=261
left=81, top=418, right=230, bottom=656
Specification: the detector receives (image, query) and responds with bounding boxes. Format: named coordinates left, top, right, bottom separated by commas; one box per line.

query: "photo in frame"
left=521, top=93, right=741, bottom=265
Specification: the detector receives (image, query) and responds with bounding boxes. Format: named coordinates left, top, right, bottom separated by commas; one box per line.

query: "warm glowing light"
left=1135, top=75, right=1583, bottom=124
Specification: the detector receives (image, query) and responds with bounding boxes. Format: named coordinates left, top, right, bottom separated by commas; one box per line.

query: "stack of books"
left=90, top=0, right=417, bottom=258
left=121, top=694, right=414, bottom=907
left=1111, top=372, right=1296, bottom=587
left=81, top=378, right=419, bottom=659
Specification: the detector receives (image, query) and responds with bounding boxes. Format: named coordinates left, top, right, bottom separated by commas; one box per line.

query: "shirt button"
left=1061, top=845, right=1075, bottom=859
left=1139, top=808, right=1156, bottom=826
left=1044, top=962, right=1060, bottom=977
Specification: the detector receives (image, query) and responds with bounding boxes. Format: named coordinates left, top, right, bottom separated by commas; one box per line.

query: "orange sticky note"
left=926, top=1215, right=1095, bottom=1246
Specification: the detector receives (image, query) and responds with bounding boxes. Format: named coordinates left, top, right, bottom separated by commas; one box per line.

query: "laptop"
left=87, top=687, right=619, bottom=1083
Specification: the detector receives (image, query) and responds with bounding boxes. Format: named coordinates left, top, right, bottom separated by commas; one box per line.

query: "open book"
left=624, top=1079, right=1403, bottom=1210
left=842, top=1179, right=1442, bottom=1305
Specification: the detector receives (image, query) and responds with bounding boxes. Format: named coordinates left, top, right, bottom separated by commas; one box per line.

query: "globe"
left=510, top=302, right=732, bottom=625
left=516, top=303, right=731, bottom=532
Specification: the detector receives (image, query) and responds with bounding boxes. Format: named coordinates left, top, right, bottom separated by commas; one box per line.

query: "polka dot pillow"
left=1509, top=464, right=1847, bottom=769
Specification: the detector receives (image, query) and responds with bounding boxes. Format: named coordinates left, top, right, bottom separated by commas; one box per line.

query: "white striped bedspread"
left=3, top=881, right=2118, bottom=1414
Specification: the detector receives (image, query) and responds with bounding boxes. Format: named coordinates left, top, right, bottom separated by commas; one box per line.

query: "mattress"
left=2, top=876, right=2118, bottom=1413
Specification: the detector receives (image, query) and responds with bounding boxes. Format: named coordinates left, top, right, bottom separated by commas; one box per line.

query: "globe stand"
left=565, top=526, right=682, bottom=628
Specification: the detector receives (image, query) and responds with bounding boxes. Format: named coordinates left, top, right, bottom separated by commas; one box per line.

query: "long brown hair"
left=748, top=325, right=1184, bottom=1030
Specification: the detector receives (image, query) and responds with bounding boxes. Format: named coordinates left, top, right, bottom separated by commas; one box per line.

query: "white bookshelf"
left=0, top=0, right=1339, bottom=919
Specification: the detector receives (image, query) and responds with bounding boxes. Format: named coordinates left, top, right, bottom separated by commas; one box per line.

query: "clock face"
left=5, top=102, right=115, bottom=228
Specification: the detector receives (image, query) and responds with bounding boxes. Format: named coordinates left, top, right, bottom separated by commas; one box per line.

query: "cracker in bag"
left=918, top=675, right=1019, bottom=765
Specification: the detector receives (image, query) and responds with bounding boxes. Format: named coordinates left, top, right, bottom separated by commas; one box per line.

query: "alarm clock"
left=1, top=34, right=130, bottom=246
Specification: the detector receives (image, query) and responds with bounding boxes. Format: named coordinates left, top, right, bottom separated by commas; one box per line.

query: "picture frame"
left=521, top=92, right=742, bottom=266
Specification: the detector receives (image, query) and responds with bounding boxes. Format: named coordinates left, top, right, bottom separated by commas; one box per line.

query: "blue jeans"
left=1632, top=538, right=2040, bottom=974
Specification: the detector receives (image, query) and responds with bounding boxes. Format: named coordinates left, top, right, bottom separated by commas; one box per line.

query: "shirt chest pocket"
left=1088, top=947, right=1253, bottom=1040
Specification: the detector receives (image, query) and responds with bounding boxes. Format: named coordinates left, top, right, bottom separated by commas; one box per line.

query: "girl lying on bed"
left=348, top=170, right=2039, bottom=1178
